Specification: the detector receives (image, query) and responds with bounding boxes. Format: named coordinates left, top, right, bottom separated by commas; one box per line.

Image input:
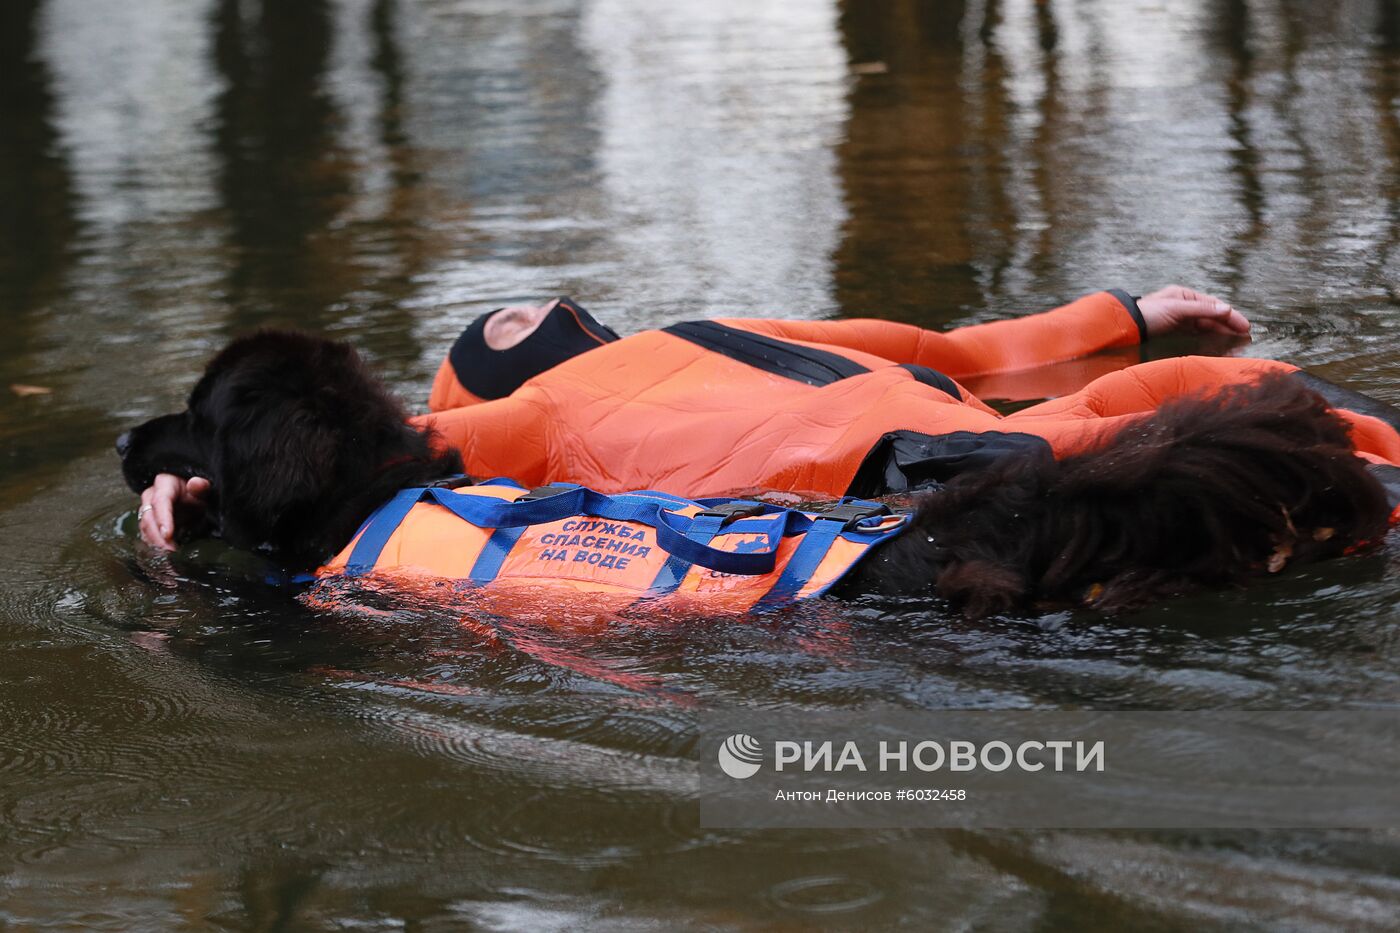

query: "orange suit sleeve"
left=717, top=289, right=1146, bottom=379
left=411, top=394, right=553, bottom=486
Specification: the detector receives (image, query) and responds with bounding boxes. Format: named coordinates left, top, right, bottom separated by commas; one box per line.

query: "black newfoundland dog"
left=118, top=331, right=1392, bottom=617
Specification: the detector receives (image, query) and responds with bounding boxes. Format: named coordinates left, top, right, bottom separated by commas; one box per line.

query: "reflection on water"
left=0, top=0, right=76, bottom=316
left=3, top=0, right=1400, bottom=927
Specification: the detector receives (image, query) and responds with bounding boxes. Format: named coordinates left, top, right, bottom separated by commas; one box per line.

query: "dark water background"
left=4, top=0, right=1400, bottom=927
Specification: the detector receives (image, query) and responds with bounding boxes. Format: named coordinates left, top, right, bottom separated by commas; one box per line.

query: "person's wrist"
left=1106, top=288, right=1149, bottom=341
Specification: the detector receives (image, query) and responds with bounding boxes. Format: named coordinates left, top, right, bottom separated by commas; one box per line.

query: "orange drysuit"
left=416, top=291, right=1400, bottom=500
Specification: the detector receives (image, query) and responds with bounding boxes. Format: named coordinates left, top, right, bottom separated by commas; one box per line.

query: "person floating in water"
left=136, top=285, right=1400, bottom=550
left=126, top=285, right=1400, bottom=615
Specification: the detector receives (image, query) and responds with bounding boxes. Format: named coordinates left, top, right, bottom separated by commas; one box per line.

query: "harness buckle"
left=518, top=483, right=578, bottom=502
left=694, top=501, right=768, bottom=526
left=425, top=475, right=474, bottom=490
left=817, top=501, right=893, bottom=530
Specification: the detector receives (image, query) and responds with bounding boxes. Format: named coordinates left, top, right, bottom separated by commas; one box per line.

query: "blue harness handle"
left=651, top=507, right=792, bottom=575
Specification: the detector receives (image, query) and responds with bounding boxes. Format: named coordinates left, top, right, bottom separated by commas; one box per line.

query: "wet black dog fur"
left=119, top=331, right=1391, bottom=617
left=119, top=333, right=463, bottom=571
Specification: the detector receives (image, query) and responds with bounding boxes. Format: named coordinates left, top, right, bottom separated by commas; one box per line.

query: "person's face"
left=483, top=299, right=559, bottom=350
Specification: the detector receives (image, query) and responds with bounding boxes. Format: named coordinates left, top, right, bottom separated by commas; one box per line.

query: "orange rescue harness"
left=318, top=480, right=911, bottom=612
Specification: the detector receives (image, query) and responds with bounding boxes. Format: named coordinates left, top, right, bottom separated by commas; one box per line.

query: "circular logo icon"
left=717, top=733, right=763, bottom=779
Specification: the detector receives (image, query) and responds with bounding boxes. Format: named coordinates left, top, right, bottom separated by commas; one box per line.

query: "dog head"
left=118, top=330, right=461, bottom=567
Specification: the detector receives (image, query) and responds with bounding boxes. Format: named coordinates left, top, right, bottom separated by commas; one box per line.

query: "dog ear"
left=933, top=559, right=1027, bottom=618
left=210, top=396, right=345, bottom=552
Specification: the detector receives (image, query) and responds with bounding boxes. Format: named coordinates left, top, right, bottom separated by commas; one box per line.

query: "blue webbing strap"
left=339, top=485, right=907, bottom=604
left=749, top=516, right=845, bottom=613
left=651, top=507, right=799, bottom=574
left=341, top=485, right=817, bottom=578
left=685, top=513, right=726, bottom=543
left=748, top=498, right=906, bottom=613
left=647, top=511, right=725, bottom=595
left=468, top=526, right=527, bottom=584
left=431, top=486, right=801, bottom=575
left=647, top=553, right=691, bottom=594
left=343, top=488, right=433, bottom=576
left=647, top=510, right=809, bottom=594
left=478, top=477, right=527, bottom=490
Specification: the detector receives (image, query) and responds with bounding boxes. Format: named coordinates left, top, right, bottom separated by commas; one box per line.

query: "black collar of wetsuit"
left=448, top=297, right=619, bottom=401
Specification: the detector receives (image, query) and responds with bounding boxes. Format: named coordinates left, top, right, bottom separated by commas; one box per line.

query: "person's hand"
left=1138, top=285, right=1251, bottom=338
left=137, top=474, right=212, bottom=552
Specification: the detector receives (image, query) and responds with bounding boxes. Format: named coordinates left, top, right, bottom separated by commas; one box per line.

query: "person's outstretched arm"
left=721, top=286, right=1249, bottom=380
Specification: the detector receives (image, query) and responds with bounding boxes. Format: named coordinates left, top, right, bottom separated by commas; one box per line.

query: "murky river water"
left=5, top=0, right=1400, bottom=927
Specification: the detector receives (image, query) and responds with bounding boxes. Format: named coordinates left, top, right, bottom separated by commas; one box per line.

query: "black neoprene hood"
left=448, top=297, right=619, bottom=400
